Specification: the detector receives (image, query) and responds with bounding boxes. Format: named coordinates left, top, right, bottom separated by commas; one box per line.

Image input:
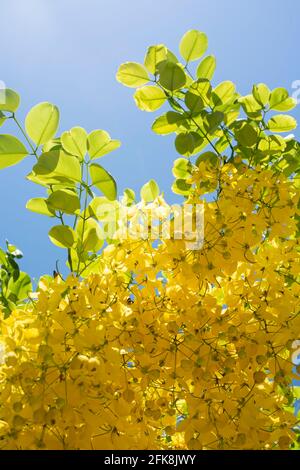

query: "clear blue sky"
left=1, top=0, right=299, bottom=279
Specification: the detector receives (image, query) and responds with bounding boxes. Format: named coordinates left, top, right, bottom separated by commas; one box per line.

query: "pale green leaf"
left=140, top=179, right=159, bottom=202
left=134, top=86, right=166, bottom=111
left=32, top=150, right=81, bottom=183
left=252, top=83, right=270, bottom=107
left=89, top=163, right=117, bottom=200
left=25, top=102, right=59, bottom=146
left=172, top=179, right=192, bottom=195
left=172, top=158, right=192, bottom=179
left=61, top=127, right=87, bottom=160
left=47, top=189, right=80, bottom=214
left=267, top=115, right=297, bottom=133
left=0, top=89, right=20, bottom=113
left=179, top=30, right=208, bottom=62
left=196, top=55, right=216, bottom=80
left=269, top=87, right=289, bottom=110
left=8, top=271, right=32, bottom=301
left=152, top=111, right=187, bottom=135
left=0, top=135, right=28, bottom=169
left=116, top=62, right=150, bottom=88
left=26, top=197, right=55, bottom=217
left=144, top=44, right=168, bottom=74
left=88, top=130, right=121, bottom=159
left=212, top=81, right=236, bottom=105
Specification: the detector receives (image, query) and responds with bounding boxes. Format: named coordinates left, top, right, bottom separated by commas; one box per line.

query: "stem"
left=58, top=211, right=74, bottom=273
left=13, top=114, right=39, bottom=160
left=75, top=161, right=90, bottom=276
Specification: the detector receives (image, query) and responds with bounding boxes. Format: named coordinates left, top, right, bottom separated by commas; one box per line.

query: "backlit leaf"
left=25, top=102, right=59, bottom=146
left=179, top=30, right=208, bottom=62
left=116, top=62, right=150, bottom=88
left=0, top=135, right=28, bottom=169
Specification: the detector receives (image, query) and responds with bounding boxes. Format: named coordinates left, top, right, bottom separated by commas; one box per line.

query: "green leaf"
left=196, top=55, right=216, bottom=80
left=49, top=225, right=76, bottom=249
left=7, top=271, right=32, bottom=302
left=212, top=81, right=236, bottom=105
left=134, top=86, right=166, bottom=111
left=188, top=79, right=211, bottom=105
left=258, top=135, right=286, bottom=156
left=7, top=271, right=32, bottom=301
left=43, top=138, right=62, bottom=152
left=196, top=151, right=219, bottom=167
left=185, top=91, right=204, bottom=113
left=235, top=123, right=258, bottom=147
left=116, top=62, right=150, bottom=88
left=158, top=61, right=186, bottom=91
left=269, top=88, right=289, bottom=110
left=47, top=189, right=80, bottom=214
left=76, top=218, right=103, bottom=252
left=172, top=179, right=192, bottom=195
left=273, top=97, right=297, bottom=112
left=123, top=188, right=136, bottom=206
left=32, top=150, right=81, bottom=183
left=175, top=132, right=203, bottom=156
left=88, top=197, right=118, bottom=220
left=172, top=158, right=192, bottom=179
left=61, top=127, right=87, bottom=160
left=26, top=197, right=55, bottom=217
left=140, top=179, right=159, bottom=202
left=144, top=44, right=168, bottom=74
left=179, top=30, right=208, bottom=62
left=269, top=88, right=297, bottom=111
left=152, top=111, right=187, bottom=135
left=267, top=115, right=297, bottom=133
left=0, top=89, right=20, bottom=113
left=25, top=102, right=59, bottom=146
left=252, top=83, right=270, bottom=107
left=0, top=135, right=28, bottom=169
left=89, top=163, right=117, bottom=200
left=88, top=130, right=121, bottom=159
left=238, top=94, right=262, bottom=119
left=205, top=111, right=224, bottom=134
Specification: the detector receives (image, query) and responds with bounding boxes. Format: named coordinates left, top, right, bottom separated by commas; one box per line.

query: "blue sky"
left=1, top=0, right=299, bottom=279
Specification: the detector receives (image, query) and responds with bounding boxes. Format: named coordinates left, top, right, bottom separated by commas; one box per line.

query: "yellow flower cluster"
left=0, top=162, right=299, bottom=450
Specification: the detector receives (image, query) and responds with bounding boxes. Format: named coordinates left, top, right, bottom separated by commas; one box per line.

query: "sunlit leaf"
left=26, top=197, right=55, bottom=217
left=47, top=189, right=80, bottom=214
left=31, top=150, right=81, bottom=183
left=196, top=55, right=216, bottom=80
left=25, top=102, right=59, bottom=146
left=179, top=30, right=208, bottom=62
left=267, top=115, right=297, bottom=133
left=152, top=111, right=187, bottom=135
left=0, top=135, right=28, bottom=169
left=0, top=89, right=20, bottom=113
left=61, top=127, right=87, bottom=160
left=140, top=179, right=159, bottom=202
left=172, top=178, right=192, bottom=195
left=49, top=225, right=76, bottom=249
left=88, top=130, right=121, bottom=159
left=89, top=163, right=117, bottom=200
left=134, top=86, right=166, bottom=112
left=116, top=62, right=150, bottom=88
left=252, top=83, right=270, bottom=107
left=144, top=44, right=168, bottom=74
left=158, top=61, right=186, bottom=91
